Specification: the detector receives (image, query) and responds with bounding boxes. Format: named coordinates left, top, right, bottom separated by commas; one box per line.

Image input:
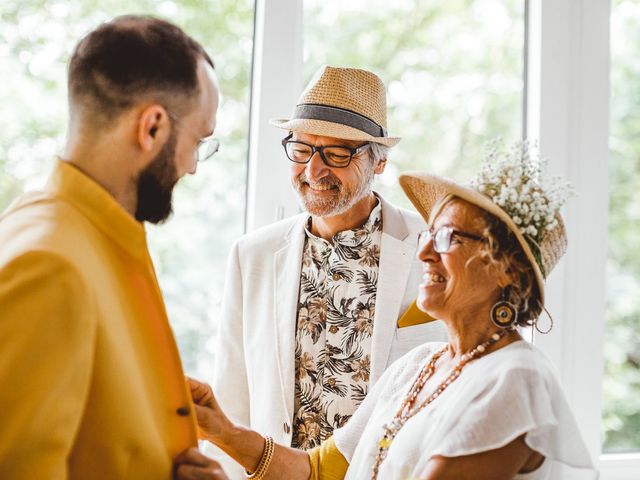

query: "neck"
left=310, top=193, right=378, bottom=240
left=442, top=306, right=521, bottom=362
left=62, top=139, right=139, bottom=217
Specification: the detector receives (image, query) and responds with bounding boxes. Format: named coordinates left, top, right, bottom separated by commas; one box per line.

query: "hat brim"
left=399, top=172, right=546, bottom=303
left=269, top=118, right=401, bottom=147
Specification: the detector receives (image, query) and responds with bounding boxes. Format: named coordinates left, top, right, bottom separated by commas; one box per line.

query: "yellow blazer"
left=0, top=160, right=197, bottom=479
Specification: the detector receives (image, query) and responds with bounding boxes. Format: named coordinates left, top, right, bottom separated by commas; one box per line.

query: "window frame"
left=248, top=0, right=638, bottom=476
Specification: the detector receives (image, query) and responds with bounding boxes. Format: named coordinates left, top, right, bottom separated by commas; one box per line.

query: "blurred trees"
left=1, top=0, right=637, bottom=451
left=0, top=0, right=253, bottom=379
left=603, top=0, right=640, bottom=453
left=303, top=0, right=524, bottom=208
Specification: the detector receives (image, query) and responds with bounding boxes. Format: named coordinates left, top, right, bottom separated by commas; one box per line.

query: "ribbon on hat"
left=292, top=103, right=387, bottom=138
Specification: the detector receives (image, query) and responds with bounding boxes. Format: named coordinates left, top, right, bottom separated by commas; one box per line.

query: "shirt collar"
left=304, top=197, right=382, bottom=248
left=46, top=159, right=149, bottom=263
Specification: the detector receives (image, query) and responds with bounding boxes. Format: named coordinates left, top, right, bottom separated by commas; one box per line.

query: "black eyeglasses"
left=417, top=226, right=484, bottom=254
left=167, top=110, right=220, bottom=162
left=281, top=133, right=371, bottom=168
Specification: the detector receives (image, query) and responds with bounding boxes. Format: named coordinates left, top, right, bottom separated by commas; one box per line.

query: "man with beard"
left=0, top=16, right=224, bottom=480
left=206, top=66, right=447, bottom=479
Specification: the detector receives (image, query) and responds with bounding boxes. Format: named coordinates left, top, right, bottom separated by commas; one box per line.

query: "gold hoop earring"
left=491, top=289, right=518, bottom=329
left=535, top=304, right=554, bottom=334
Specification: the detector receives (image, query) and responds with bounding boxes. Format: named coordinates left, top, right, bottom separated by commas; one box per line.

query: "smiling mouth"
left=305, top=182, right=338, bottom=192
left=423, top=272, right=446, bottom=286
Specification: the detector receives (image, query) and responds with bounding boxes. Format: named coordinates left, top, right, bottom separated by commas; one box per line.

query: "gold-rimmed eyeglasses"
left=417, top=226, right=484, bottom=254
left=167, top=110, right=220, bottom=162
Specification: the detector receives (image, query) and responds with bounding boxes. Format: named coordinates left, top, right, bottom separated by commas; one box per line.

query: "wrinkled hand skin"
left=173, top=447, right=230, bottom=480
left=187, top=377, right=230, bottom=441
left=173, top=378, right=234, bottom=480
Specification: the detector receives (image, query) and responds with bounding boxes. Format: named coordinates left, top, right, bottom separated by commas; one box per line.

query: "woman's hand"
left=187, top=377, right=233, bottom=443
left=174, top=447, right=229, bottom=480
left=185, top=377, right=312, bottom=480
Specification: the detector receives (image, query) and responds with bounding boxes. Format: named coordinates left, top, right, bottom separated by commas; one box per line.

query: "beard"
left=135, top=131, right=178, bottom=224
left=292, top=164, right=375, bottom=218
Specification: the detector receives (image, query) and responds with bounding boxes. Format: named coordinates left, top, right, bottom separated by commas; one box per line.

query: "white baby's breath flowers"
left=469, top=139, right=575, bottom=248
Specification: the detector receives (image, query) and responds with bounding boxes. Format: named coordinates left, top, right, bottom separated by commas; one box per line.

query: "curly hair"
left=433, top=196, right=543, bottom=326
left=478, top=209, right=543, bottom=326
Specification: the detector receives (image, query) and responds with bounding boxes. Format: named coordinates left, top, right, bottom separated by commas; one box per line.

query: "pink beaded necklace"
left=371, top=329, right=510, bottom=479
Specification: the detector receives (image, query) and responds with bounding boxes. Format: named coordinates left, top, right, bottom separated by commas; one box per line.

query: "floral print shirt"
left=291, top=202, right=382, bottom=449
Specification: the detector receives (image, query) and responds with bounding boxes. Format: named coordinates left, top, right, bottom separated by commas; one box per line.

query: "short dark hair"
left=68, top=15, right=214, bottom=123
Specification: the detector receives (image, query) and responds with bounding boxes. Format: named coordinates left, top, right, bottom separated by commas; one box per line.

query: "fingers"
left=174, top=448, right=229, bottom=480
left=186, top=377, right=214, bottom=405
left=174, top=447, right=210, bottom=467
left=175, top=463, right=228, bottom=480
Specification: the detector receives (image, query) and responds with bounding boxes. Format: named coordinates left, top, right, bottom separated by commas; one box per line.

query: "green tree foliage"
left=0, top=0, right=253, bottom=378
left=602, top=0, right=640, bottom=453
left=4, top=3, right=638, bottom=451
left=303, top=0, right=524, bottom=208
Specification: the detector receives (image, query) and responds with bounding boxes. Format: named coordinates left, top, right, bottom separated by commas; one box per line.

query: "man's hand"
left=187, top=377, right=233, bottom=442
left=174, top=448, right=229, bottom=480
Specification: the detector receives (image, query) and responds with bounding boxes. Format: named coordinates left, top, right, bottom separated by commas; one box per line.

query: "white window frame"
left=248, top=0, right=638, bottom=476
left=245, top=0, right=302, bottom=231
left=528, top=0, right=639, bottom=477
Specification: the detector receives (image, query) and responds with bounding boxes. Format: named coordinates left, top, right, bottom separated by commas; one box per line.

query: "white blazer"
left=207, top=196, right=447, bottom=478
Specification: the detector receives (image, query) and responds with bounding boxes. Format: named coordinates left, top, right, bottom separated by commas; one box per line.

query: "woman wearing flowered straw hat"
left=174, top=142, right=596, bottom=480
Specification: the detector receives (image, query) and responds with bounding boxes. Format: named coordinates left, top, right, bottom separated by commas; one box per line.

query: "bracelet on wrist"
left=246, top=435, right=274, bottom=480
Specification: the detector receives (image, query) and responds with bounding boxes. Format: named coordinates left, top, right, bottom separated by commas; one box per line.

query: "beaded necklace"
left=370, top=329, right=510, bottom=479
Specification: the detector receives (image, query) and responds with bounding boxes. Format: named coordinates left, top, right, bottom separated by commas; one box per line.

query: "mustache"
left=296, top=172, right=342, bottom=188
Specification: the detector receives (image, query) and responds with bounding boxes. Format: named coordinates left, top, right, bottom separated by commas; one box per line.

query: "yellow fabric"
left=397, top=300, right=436, bottom=328
left=0, top=160, right=197, bottom=480
left=308, top=436, right=349, bottom=480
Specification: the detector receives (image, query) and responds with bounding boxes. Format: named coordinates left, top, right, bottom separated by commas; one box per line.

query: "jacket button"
left=176, top=406, right=190, bottom=416
left=283, top=422, right=290, bottom=434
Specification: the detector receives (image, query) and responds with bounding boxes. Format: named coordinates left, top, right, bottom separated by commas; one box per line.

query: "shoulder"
left=0, top=191, right=88, bottom=266
left=0, top=248, right=89, bottom=310
left=474, top=341, right=558, bottom=391
left=378, top=194, right=425, bottom=235
left=492, top=341, right=554, bottom=372
left=381, top=342, right=447, bottom=389
left=234, top=213, right=306, bottom=251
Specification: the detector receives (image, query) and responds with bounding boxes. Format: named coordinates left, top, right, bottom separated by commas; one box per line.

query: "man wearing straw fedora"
left=207, top=66, right=446, bottom=477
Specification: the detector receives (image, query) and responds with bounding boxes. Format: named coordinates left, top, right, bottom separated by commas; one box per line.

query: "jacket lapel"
left=273, top=216, right=307, bottom=422
left=370, top=198, right=416, bottom=383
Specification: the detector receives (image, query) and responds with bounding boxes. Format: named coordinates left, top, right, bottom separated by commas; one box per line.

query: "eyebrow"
left=430, top=222, right=460, bottom=230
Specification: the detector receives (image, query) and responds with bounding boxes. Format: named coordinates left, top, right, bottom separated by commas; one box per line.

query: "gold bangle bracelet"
left=246, top=435, right=274, bottom=480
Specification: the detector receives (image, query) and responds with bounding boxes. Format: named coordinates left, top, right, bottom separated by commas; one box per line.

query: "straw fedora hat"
left=399, top=172, right=568, bottom=304
left=270, top=65, right=401, bottom=147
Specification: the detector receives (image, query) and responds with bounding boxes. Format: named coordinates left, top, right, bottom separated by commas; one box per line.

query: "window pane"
left=603, top=0, right=640, bottom=453
left=303, top=0, right=525, bottom=208
left=0, top=0, right=253, bottom=378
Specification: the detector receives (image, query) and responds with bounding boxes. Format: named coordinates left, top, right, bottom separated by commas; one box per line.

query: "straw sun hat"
left=270, top=65, right=400, bottom=147
left=399, top=143, right=571, bottom=303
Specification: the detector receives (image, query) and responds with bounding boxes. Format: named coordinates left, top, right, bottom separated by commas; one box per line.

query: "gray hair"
left=369, top=142, right=390, bottom=164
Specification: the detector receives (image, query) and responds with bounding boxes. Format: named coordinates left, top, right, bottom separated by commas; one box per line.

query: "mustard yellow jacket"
left=0, top=161, right=197, bottom=479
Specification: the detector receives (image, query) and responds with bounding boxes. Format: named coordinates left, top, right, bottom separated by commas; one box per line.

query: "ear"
left=373, top=156, right=387, bottom=175
left=137, top=104, right=171, bottom=153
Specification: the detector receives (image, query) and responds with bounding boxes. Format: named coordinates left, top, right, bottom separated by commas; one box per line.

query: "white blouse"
left=333, top=340, right=597, bottom=480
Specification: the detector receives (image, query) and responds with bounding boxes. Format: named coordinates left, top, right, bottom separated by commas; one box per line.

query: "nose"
left=417, top=235, right=440, bottom=263
left=305, top=150, right=330, bottom=183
